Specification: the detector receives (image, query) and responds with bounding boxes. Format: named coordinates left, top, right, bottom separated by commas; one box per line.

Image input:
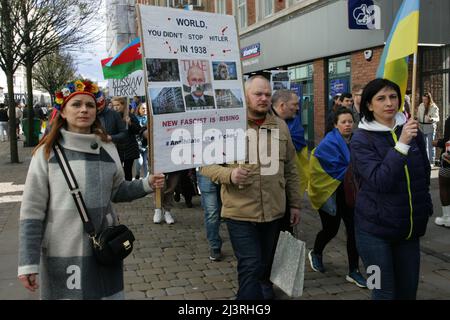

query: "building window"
left=234, top=0, right=247, bottom=29
left=258, top=0, right=274, bottom=20
left=169, top=0, right=202, bottom=7
left=215, top=0, right=226, bottom=14
left=157, top=0, right=170, bottom=6
left=287, top=0, right=307, bottom=7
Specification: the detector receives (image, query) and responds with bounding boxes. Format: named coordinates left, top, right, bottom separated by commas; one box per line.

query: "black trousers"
left=122, top=159, right=135, bottom=181
left=313, top=184, right=359, bottom=272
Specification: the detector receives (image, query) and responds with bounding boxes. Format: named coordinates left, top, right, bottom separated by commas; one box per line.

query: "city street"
left=0, top=140, right=449, bottom=300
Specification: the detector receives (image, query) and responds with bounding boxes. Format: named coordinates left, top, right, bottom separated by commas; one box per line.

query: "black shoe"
left=209, top=248, right=222, bottom=261
left=174, top=192, right=180, bottom=202
left=261, top=282, right=275, bottom=300
left=186, top=200, right=193, bottom=208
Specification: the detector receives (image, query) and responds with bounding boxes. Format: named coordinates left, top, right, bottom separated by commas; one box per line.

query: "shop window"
left=289, top=63, right=315, bottom=149
left=328, top=56, right=351, bottom=109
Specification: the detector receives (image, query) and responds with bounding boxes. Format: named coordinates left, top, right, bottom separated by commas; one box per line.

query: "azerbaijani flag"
left=376, top=0, right=420, bottom=110
left=307, top=129, right=350, bottom=210
left=101, top=38, right=143, bottom=79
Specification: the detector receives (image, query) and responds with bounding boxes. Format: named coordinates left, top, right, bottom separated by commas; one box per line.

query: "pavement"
left=0, top=139, right=449, bottom=300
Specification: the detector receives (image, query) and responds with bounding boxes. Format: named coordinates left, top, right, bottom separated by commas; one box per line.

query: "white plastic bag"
left=270, top=231, right=305, bottom=297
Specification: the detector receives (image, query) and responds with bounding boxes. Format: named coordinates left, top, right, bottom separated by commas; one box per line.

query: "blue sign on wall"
left=348, top=0, right=381, bottom=30
left=241, top=43, right=261, bottom=60
left=330, top=79, right=349, bottom=98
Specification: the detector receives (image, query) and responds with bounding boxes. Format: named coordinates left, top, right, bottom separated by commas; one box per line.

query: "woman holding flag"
left=308, top=107, right=366, bottom=288
left=351, top=78, right=432, bottom=300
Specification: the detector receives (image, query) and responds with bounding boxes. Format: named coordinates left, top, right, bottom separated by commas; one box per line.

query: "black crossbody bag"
left=53, top=142, right=135, bottom=266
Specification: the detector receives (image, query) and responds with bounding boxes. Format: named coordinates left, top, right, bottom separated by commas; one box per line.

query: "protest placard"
left=270, top=70, right=291, bottom=92
left=137, top=5, right=247, bottom=173
left=107, top=70, right=145, bottom=97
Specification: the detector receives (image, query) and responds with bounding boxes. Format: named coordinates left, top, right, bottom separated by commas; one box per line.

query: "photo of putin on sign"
left=182, top=60, right=215, bottom=111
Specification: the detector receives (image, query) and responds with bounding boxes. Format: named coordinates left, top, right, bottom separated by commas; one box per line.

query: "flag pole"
left=410, top=52, right=418, bottom=119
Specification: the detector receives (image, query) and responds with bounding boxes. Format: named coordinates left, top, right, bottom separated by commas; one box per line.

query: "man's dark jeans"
left=356, top=228, right=420, bottom=300
left=226, top=218, right=280, bottom=300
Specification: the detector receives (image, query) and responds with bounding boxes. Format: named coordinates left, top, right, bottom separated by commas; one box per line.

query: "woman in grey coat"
left=17, top=79, right=164, bottom=299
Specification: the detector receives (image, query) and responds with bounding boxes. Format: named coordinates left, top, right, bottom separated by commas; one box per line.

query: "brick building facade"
left=110, top=0, right=449, bottom=147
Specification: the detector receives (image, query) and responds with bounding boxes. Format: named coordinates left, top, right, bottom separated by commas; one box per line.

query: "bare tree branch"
left=15, top=0, right=103, bottom=146
left=32, top=51, right=76, bottom=103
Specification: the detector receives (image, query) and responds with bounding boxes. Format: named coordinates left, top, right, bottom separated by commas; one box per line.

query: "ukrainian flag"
left=307, top=129, right=350, bottom=210
left=296, top=147, right=310, bottom=195
left=377, top=0, right=420, bottom=110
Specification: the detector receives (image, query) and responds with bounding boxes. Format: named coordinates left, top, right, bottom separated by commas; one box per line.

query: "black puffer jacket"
left=116, top=113, right=140, bottom=161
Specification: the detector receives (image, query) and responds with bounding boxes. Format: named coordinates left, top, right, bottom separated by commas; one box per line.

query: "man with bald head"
left=184, top=65, right=215, bottom=110
left=200, top=76, right=301, bottom=300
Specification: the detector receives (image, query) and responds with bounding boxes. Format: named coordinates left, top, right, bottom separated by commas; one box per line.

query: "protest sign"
left=107, top=70, right=145, bottom=97
left=270, top=70, right=291, bottom=92
left=137, top=5, right=247, bottom=173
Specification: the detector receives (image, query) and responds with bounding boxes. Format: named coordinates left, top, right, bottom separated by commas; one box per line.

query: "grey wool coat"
left=18, top=128, right=154, bottom=299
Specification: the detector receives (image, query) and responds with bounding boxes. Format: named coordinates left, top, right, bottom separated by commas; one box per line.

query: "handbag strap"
left=52, top=142, right=96, bottom=237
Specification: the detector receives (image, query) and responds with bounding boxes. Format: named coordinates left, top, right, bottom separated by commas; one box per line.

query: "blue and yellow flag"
left=376, top=0, right=420, bottom=110
left=307, top=129, right=350, bottom=210
left=296, top=146, right=310, bottom=195
left=286, top=112, right=309, bottom=195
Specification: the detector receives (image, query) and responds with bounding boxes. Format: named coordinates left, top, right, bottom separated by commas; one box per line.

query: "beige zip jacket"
left=200, top=113, right=301, bottom=222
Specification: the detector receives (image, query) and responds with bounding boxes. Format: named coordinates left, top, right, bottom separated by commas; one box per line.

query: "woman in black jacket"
left=111, top=97, right=141, bottom=181
left=433, top=115, right=450, bottom=226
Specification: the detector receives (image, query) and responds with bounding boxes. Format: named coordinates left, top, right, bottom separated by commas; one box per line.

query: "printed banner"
left=138, top=5, right=247, bottom=173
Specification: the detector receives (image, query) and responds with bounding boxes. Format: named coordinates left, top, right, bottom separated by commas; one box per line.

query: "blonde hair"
left=423, top=92, right=435, bottom=107
left=137, top=102, right=147, bottom=116
left=111, top=96, right=128, bottom=121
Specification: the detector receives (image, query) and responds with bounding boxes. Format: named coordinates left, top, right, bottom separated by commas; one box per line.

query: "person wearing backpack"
left=351, top=78, right=432, bottom=300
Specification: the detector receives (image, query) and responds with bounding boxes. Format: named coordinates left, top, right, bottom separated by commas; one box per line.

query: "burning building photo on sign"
left=147, top=58, right=181, bottom=82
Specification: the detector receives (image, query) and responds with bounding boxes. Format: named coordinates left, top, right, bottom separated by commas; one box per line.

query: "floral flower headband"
left=54, top=79, right=104, bottom=111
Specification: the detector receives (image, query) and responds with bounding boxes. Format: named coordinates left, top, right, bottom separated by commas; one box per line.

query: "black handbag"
left=53, top=143, right=135, bottom=266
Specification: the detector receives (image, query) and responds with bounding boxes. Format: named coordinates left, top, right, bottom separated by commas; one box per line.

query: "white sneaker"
left=164, top=211, right=175, bottom=224
left=435, top=216, right=450, bottom=227
left=153, top=208, right=163, bottom=224
left=435, top=206, right=450, bottom=227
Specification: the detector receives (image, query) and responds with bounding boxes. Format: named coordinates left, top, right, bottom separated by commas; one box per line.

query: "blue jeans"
left=135, top=148, right=148, bottom=178
left=198, top=173, right=222, bottom=250
left=226, top=218, right=281, bottom=300
left=356, top=228, right=420, bottom=300
left=423, top=131, right=436, bottom=164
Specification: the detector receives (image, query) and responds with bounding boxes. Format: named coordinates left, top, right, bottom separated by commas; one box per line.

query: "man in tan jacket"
left=201, top=76, right=301, bottom=300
